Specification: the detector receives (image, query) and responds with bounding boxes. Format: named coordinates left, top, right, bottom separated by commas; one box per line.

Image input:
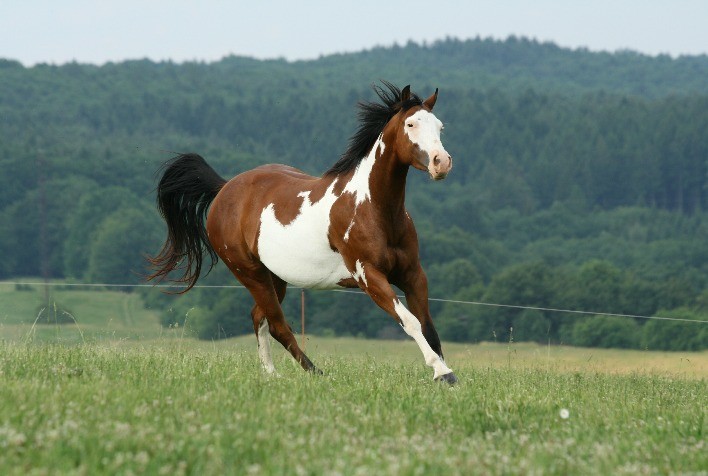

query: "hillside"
left=1, top=37, right=707, bottom=349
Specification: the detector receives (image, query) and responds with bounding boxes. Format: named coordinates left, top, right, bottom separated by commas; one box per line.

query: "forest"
left=1, top=37, right=706, bottom=350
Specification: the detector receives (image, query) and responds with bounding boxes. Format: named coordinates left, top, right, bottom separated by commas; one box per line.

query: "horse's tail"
left=147, top=153, right=227, bottom=293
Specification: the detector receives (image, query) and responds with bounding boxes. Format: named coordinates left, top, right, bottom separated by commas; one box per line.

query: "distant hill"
left=2, top=37, right=705, bottom=208
left=1, top=37, right=706, bottom=348
left=296, top=37, right=708, bottom=98
left=2, top=36, right=707, bottom=100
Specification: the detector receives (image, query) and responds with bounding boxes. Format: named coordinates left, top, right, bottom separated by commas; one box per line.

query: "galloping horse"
left=148, top=82, right=457, bottom=383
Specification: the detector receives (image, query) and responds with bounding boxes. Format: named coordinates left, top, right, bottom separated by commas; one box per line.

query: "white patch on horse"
left=340, top=135, right=383, bottom=243
left=343, top=219, right=355, bottom=242
left=258, top=181, right=350, bottom=289
left=342, top=133, right=383, bottom=206
left=393, top=298, right=452, bottom=379
left=378, top=139, right=385, bottom=156
left=257, top=319, right=276, bottom=374
left=351, top=260, right=368, bottom=288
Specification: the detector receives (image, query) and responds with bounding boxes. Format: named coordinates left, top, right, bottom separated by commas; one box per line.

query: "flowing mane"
left=324, top=81, right=423, bottom=176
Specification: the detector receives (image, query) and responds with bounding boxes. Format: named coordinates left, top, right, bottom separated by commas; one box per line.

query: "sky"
left=1, top=0, right=707, bottom=66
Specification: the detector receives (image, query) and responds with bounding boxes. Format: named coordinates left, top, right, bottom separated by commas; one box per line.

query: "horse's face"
left=395, top=90, right=452, bottom=180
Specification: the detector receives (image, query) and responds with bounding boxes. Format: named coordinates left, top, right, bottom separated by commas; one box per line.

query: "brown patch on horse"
left=272, top=194, right=305, bottom=225
left=307, top=175, right=338, bottom=204
left=332, top=175, right=348, bottom=195
left=336, top=277, right=359, bottom=288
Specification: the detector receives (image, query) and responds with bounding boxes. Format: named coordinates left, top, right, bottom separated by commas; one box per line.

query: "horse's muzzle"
left=429, top=151, right=452, bottom=180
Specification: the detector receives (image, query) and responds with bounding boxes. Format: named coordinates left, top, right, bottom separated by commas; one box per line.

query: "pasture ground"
left=1, top=340, right=705, bottom=475
left=0, top=282, right=706, bottom=474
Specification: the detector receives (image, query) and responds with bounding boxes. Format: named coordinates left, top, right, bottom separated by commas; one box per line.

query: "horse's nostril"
left=433, top=156, right=440, bottom=166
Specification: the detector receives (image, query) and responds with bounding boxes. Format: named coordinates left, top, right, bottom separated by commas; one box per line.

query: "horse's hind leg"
left=251, top=273, right=287, bottom=374
left=239, top=266, right=320, bottom=374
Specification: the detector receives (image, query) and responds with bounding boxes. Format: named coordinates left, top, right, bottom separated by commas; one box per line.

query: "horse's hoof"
left=308, top=366, right=324, bottom=376
left=435, top=372, right=458, bottom=385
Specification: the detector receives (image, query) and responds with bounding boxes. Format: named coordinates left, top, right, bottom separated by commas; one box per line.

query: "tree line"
left=1, top=38, right=706, bottom=350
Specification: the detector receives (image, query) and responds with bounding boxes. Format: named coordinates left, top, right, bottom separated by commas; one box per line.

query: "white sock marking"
left=393, top=299, right=452, bottom=379
left=257, top=319, right=276, bottom=374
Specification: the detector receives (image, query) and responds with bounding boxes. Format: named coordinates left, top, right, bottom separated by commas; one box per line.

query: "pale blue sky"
left=1, top=0, right=706, bottom=66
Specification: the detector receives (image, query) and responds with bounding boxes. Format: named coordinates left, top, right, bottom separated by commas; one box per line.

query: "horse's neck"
left=334, top=131, right=409, bottom=217
left=360, top=144, right=409, bottom=219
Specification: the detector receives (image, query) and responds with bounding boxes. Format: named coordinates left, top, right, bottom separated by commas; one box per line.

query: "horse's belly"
left=257, top=194, right=350, bottom=289
left=261, top=242, right=350, bottom=289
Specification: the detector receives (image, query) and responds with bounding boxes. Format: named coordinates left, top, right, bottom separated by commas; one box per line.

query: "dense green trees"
left=86, top=207, right=161, bottom=285
left=1, top=38, right=707, bottom=349
left=570, top=316, right=642, bottom=349
left=64, top=187, right=151, bottom=279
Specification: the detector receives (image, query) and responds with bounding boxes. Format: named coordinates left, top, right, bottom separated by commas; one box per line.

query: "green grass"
left=1, top=341, right=706, bottom=475
left=0, top=281, right=164, bottom=342
left=1, top=282, right=707, bottom=474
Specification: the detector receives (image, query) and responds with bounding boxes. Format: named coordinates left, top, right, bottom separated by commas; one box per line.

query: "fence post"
left=301, top=288, right=306, bottom=350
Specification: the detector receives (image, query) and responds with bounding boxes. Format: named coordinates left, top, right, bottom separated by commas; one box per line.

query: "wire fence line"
left=3, top=280, right=707, bottom=325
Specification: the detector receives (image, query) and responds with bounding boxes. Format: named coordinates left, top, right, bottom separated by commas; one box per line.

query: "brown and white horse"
left=148, top=82, right=457, bottom=383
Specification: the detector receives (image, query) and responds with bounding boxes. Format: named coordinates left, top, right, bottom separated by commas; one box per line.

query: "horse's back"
left=246, top=163, right=316, bottom=182
left=213, top=164, right=313, bottom=210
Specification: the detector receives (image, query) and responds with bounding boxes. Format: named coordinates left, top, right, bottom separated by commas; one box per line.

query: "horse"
left=148, top=82, right=457, bottom=384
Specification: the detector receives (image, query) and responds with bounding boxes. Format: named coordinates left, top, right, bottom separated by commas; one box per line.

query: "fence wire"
left=3, top=280, right=706, bottom=325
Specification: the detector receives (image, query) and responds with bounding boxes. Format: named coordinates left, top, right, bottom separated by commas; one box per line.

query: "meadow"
left=0, top=283, right=706, bottom=474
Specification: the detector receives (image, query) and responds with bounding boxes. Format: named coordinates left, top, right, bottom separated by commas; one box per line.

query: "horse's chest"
left=257, top=188, right=350, bottom=289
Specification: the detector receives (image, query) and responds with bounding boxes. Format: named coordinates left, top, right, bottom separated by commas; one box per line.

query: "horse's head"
left=393, top=85, right=452, bottom=180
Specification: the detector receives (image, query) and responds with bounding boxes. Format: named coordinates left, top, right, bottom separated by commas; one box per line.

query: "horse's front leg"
left=397, top=266, right=457, bottom=383
left=352, top=262, right=457, bottom=384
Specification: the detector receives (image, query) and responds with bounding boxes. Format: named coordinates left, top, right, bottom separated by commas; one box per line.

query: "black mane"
left=324, top=81, right=423, bottom=176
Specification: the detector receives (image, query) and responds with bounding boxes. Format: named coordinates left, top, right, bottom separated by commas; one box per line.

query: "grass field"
left=1, top=282, right=707, bottom=474
left=0, top=281, right=165, bottom=342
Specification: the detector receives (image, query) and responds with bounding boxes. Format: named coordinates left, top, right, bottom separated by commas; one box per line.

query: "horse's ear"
left=424, top=88, right=439, bottom=111
left=401, top=85, right=411, bottom=102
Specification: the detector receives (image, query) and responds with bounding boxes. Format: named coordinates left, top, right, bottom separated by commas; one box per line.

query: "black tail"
left=147, top=153, right=227, bottom=292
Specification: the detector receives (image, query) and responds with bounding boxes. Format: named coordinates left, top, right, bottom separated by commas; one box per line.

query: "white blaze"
left=403, top=110, right=445, bottom=171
